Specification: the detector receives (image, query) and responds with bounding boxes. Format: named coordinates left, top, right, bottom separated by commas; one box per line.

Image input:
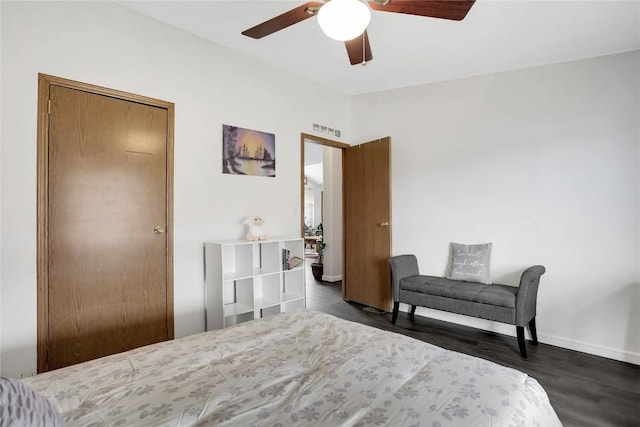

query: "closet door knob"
left=154, top=226, right=165, bottom=234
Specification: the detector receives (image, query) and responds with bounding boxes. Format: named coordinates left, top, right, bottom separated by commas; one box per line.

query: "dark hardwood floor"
left=305, top=263, right=640, bottom=427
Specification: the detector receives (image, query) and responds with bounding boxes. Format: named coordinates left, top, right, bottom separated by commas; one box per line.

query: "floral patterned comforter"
left=24, top=309, right=561, bottom=426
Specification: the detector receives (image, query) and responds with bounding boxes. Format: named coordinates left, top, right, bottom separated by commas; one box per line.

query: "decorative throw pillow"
left=0, top=376, right=64, bottom=427
left=448, top=242, right=492, bottom=284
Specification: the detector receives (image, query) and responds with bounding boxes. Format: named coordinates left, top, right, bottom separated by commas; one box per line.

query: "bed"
left=17, top=309, right=561, bottom=426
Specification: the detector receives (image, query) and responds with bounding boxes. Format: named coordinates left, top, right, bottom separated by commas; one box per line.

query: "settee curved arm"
left=388, top=255, right=420, bottom=302
left=515, top=265, right=546, bottom=327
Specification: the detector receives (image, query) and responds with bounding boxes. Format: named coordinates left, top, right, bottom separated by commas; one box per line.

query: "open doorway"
left=303, top=141, right=324, bottom=278
left=300, top=134, right=349, bottom=299
left=301, top=133, right=392, bottom=312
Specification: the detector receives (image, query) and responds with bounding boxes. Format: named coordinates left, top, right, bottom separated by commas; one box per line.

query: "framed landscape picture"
left=222, top=125, right=276, bottom=177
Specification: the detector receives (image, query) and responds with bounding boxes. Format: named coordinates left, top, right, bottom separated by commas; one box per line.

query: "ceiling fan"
left=242, top=0, right=476, bottom=66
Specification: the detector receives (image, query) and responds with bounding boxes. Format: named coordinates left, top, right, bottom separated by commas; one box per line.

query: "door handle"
left=154, top=226, right=165, bottom=234
left=379, top=221, right=390, bottom=228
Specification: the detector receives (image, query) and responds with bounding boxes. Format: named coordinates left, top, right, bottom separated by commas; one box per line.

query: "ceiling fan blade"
left=345, top=31, right=373, bottom=65
left=242, top=1, right=324, bottom=39
left=368, top=0, right=475, bottom=21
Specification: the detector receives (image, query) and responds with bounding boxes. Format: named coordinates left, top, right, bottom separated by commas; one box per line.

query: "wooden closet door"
left=46, top=84, right=170, bottom=370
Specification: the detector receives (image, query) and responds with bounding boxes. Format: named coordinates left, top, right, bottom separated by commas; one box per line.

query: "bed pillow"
left=448, top=242, right=492, bottom=284
left=0, top=376, right=64, bottom=427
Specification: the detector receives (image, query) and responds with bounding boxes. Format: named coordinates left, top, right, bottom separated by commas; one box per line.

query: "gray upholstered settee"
left=388, top=255, right=546, bottom=358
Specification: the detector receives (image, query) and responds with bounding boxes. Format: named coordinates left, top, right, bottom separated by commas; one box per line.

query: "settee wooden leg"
left=391, top=302, right=399, bottom=324
left=529, top=317, right=538, bottom=345
left=409, top=305, right=417, bottom=320
left=517, top=326, right=527, bottom=358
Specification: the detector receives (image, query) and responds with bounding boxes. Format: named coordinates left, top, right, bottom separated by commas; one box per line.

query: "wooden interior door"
left=38, top=75, right=174, bottom=371
left=343, top=137, right=391, bottom=311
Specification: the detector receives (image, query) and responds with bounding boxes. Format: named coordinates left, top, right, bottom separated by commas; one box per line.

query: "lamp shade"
left=317, top=0, right=371, bottom=41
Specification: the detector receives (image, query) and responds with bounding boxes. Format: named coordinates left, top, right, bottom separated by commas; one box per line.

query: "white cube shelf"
left=205, top=237, right=306, bottom=330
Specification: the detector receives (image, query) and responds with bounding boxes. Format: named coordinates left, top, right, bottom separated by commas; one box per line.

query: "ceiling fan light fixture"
left=317, top=0, right=371, bottom=41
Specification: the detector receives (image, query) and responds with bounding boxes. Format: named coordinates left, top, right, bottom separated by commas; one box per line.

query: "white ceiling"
left=116, top=1, right=640, bottom=95
left=304, top=141, right=325, bottom=186
left=304, top=140, right=324, bottom=166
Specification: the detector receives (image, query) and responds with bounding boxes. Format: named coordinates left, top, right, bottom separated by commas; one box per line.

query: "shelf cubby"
left=282, top=269, right=304, bottom=303
left=221, top=242, right=254, bottom=279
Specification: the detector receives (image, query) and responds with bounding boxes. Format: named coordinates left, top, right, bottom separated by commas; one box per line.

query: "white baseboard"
left=538, top=333, right=640, bottom=365
left=400, top=303, right=640, bottom=365
left=321, top=274, right=342, bottom=283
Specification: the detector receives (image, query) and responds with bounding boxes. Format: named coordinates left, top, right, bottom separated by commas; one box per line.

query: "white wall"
left=351, top=51, right=640, bottom=363
left=0, top=1, right=350, bottom=377
left=303, top=182, right=323, bottom=229
left=304, top=187, right=317, bottom=228
left=322, top=146, right=343, bottom=282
